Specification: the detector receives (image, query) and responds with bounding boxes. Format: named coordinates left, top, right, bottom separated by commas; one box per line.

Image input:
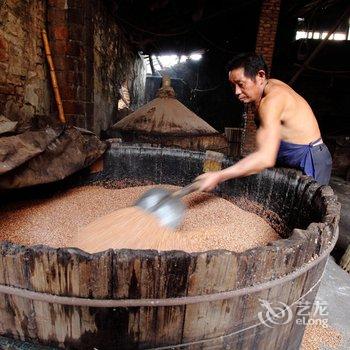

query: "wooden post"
left=41, top=29, right=66, bottom=124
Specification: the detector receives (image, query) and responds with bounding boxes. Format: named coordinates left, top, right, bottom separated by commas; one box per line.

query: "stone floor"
left=329, top=176, right=350, bottom=262
left=314, top=257, right=350, bottom=350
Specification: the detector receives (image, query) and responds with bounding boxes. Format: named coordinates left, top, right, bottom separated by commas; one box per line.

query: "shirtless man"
left=197, top=53, right=332, bottom=191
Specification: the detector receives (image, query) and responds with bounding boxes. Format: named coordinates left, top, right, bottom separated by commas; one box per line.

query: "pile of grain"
left=75, top=206, right=176, bottom=253
left=0, top=184, right=279, bottom=253
left=301, top=323, right=343, bottom=350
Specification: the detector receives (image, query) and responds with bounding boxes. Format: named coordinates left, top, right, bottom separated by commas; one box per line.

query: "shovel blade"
left=134, top=188, right=185, bottom=229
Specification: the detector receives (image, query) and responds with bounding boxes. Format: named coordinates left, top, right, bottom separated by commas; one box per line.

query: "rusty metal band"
left=0, top=229, right=337, bottom=308
left=147, top=268, right=327, bottom=350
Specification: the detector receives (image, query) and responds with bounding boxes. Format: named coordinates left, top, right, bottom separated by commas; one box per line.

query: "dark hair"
left=226, top=53, right=269, bottom=79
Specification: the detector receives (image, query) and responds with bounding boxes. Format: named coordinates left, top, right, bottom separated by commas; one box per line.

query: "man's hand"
left=195, top=171, right=223, bottom=192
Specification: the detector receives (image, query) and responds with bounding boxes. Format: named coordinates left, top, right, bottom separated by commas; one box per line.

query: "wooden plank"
left=112, top=249, right=142, bottom=348
left=0, top=243, right=37, bottom=341
left=182, top=251, right=239, bottom=345
left=270, top=242, right=306, bottom=349
left=154, top=251, right=191, bottom=347
left=233, top=247, right=271, bottom=350
left=249, top=242, right=287, bottom=350
left=112, top=249, right=192, bottom=349
left=26, top=246, right=113, bottom=348
left=136, top=250, right=160, bottom=348
left=252, top=228, right=314, bottom=349
left=271, top=235, right=311, bottom=348
left=0, top=243, right=17, bottom=338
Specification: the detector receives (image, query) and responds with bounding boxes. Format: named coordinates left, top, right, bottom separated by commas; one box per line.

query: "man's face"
left=228, top=67, right=264, bottom=103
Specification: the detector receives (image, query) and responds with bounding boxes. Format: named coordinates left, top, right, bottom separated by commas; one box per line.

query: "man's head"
left=227, top=53, right=269, bottom=103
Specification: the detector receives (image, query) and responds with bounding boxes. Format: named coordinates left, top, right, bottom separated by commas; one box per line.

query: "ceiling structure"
left=111, top=0, right=263, bottom=55
left=286, top=0, right=350, bottom=36
left=110, top=0, right=349, bottom=55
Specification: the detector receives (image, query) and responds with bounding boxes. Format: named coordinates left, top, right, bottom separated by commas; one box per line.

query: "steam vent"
left=112, top=76, right=228, bottom=152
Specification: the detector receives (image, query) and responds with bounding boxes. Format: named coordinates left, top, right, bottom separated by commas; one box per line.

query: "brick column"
left=241, top=0, right=281, bottom=156
left=47, top=0, right=93, bottom=129
left=255, top=0, right=281, bottom=68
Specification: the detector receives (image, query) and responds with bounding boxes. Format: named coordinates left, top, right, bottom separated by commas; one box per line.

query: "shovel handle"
left=172, top=181, right=201, bottom=199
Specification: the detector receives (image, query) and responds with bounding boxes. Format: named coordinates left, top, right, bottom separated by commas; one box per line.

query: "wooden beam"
left=289, top=5, right=350, bottom=86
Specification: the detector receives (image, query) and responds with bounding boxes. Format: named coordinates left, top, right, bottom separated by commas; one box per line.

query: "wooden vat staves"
left=0, top=145, right=340, bottom=349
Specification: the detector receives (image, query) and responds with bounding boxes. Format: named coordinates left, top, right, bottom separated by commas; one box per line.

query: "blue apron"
left=276, top=138, right=332, bottom=185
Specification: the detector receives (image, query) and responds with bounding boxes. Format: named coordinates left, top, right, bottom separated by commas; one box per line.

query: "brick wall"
left=255, top=0, right=281, bottom=68
left=0, top=0, right=51, bottom=129
left=47, top=0, right=90, bottom=128
left=1, top=0, right=146, bottom=135
left=92, top=1, right=146, bottom=134
left=241, top=0, right=281, bottom=156
left=241, top=105, right=257, bottom=156
left=48, top=0, right=146, bottom=135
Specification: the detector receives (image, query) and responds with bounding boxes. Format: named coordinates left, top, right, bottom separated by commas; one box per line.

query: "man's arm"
left=197, top=94, right=283, bottom=191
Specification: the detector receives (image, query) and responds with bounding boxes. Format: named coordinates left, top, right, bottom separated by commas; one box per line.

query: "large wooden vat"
left=119, top=131, right=229, bottom=154
left=0, top=144, right=340, bottom=349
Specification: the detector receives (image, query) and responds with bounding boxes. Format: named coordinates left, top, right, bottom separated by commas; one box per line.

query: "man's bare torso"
left=258, top=79, right=321, bottom=145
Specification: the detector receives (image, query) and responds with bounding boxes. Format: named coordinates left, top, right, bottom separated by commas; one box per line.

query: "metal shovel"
left=134, top=181, right=200, bottom=229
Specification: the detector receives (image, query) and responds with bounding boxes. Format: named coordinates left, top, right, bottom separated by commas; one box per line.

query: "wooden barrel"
left=225, top=127, right=243, bottom=157
left=119, top=130, right=229, bottom=154
left=0, top=145, right=340, bottom=350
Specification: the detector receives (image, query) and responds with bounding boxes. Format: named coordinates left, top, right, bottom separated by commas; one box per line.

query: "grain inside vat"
left=0, top=185, right=279, bottom=253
